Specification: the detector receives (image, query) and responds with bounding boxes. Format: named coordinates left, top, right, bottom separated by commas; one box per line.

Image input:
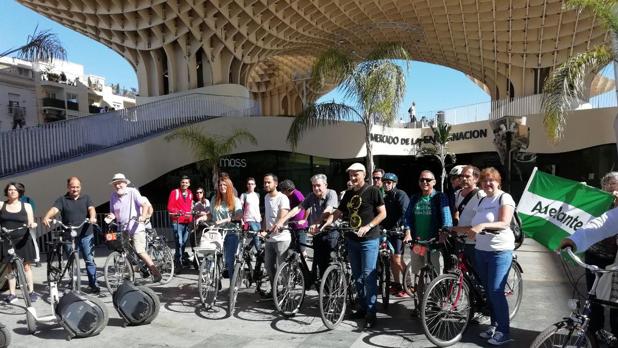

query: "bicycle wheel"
left=506, top=261, right=523, bottom=320
left=198, top=255, right=219, bottom=309
left=378, top=255, right=390, bottom=310
left=103, top=251, right=134, bottom=294
left=150, top=243, right=175, bottom=284
left=402, top=262, right=416, bottom=297
left=417, top=267, right=438, bottom=308
left=319, top=263, right=347, bottom=330
left=273, top=259, right=305, bottom=317
left=15, top=262, right=36, bottom=334
left=228, top=262, right=243, bottom=315
left=70, top=255, right=81, bottom=291
left=420, top=273, right=473, bottom=347
left=530, top=320, right=592, bottom=348
left=46, top=244, right=64, bottom=283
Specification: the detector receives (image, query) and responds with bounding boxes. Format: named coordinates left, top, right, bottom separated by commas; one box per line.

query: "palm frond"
left=431, top=122, right=452, bottom=145
left=541, top=45, right=613, bottom=141
left=365, top=42, right=411, bottom=62
left=0, top=27, right=67, bottom=62
left=287, top=102, right=359, bottom=148
left=566, top=0, right=618, bottom=33
left=310, top=48, right=354, bottom=87
left=219, top=129, right=258, bottom=154
left=164, top=128, right=218, bottom=164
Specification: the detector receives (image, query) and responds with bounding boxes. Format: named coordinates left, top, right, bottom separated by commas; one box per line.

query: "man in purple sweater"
left=279, top=180, right=308, bottom=255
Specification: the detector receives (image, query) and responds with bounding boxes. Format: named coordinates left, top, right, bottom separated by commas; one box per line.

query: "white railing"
left=412, top=90, right=618, bottom=126
left=0, top=93, right=260, bottom=178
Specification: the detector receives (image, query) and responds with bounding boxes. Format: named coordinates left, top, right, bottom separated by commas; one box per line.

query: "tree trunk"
left=439, top=145, right=446, bottom=192
left=364, top=122, right=374, bottom=173
left=211, top=163, right=219, bottom=195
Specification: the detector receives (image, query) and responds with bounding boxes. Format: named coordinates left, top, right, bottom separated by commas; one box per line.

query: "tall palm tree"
left=541, top=0, right=616, bottom=143
left=0, top=26, right=67, bottom=62
left=287, top=43, right=409, bottom=171
left=421, top=121, right=453, bottom=191
left=165, top=128, right=257, bottom=191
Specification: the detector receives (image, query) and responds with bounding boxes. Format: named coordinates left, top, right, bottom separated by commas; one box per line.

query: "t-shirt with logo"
left=414, top=195, right=433, bottom=240
left=264, top=192, right=290, bottom=242
left=339, top=184, right=384, bottom=241
left=471, top=192, right=516, bottom=251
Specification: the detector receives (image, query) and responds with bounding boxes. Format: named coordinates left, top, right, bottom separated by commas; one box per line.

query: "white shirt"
left=471, top=192, right=516, bottom=251
left=240, top=192, right=261, bottom=223
left=569, top=207, right=618, bottom=252
left=264, top=192, right=290, bottom=242
left=455, top=188, right=486, bottom=244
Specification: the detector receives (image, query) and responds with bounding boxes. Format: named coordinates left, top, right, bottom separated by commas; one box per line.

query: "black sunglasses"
left=419, top=178, right=434, bottom=183
left=372, top=177, right=382, bottom=181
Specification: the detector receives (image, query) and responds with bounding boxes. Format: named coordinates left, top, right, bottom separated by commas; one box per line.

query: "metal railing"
left=412, top=90, right=618, bottom=125
left=0, top=93, right=260, bottom=178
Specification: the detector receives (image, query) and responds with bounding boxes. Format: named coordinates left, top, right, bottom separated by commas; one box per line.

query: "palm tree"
left=287, top=43, right=409, bottom=171
left=541, top=0, right=616, bottom=143
left=0, top=26, right=66, bottom=62
left=165, top=128, right=257, bottom=191
left=420, top=121, right=454, bottom=191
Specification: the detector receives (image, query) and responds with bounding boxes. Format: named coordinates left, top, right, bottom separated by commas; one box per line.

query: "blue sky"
left=2, top=1, right=497, bottom=115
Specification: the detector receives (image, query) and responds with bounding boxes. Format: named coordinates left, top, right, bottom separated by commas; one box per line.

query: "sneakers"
left=472, top=313, right=491, bottom=325
left=395, top=290, right=410, bottom=298
left=29, top=292, right=39, bottom=303
left=87, top=286, right=101, bottom=295
left=487, top=331, right=512, bottom=346
left=479, top=326, right=497, bottom=339
left=389, top=283, right=402, bottom=295
left=4, top=294, right=17, bottom=304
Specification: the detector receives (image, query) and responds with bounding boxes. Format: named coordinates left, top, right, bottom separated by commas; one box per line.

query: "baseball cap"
left=346, top=162, right=366, bottom=172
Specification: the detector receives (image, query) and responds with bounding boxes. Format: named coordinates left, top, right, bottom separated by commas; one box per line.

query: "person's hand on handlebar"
left=403, top=229, right=412, bottom=243
left=88, top=217, right=97, bottom=225
left=557, top=238, right=576, bottom=252
left=28, top=222, right=37, bottom=229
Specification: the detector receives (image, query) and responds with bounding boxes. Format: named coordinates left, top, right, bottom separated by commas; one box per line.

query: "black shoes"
left=86, top=286, right=101, bottom=295
left=364, top=313, right=377, bottom=329
left=349, top=310, right=367, bottom=320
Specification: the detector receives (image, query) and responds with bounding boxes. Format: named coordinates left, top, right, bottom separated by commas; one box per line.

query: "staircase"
left=0, top=93, right=259, bottom=178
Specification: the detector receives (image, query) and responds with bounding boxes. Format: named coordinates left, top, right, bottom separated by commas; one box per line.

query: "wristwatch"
left=368, top=223, right=375, bottom=229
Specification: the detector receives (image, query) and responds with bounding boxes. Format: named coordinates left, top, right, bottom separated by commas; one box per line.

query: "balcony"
left=67, top=101, right=79, bottom=111
left=42, top=97, right=65, bottom=109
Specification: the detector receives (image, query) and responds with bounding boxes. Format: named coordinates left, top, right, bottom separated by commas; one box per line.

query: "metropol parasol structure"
left=16, top=0, right=612, bottom=116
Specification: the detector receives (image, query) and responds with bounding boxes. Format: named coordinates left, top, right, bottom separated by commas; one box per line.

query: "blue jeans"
left=172, top=223, right=190, bottom=263
left=475, top=249, right=513, bottom=336
left=224, top=232, right=240, bottom=279
left=246, top=221, right=261, bottom=251
left=64, top=233, right=97, bottom=288
left=346, top=238, right=380, bottom=315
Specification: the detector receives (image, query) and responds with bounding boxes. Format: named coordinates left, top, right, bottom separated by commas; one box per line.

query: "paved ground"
left=0, top=238, right=580, bottom=348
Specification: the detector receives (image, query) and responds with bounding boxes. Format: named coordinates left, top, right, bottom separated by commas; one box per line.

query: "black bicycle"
left=402, top=236, right=440, bottom=315
left=45, top=219, right=90, bottom=292
left=273, top=228, right=326, bottom=317
left=0, top=224, right=37, bottom=333
left=530, top=247, right=617, bottom=348
left=318, top=222, right=358, bottom=330
left=377, top=228, right=406, bottom=310
left=228, top=226, right=268, bottom=315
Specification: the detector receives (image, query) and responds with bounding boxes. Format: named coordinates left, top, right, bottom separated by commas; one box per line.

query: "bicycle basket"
left=196, top=228, right=223, bottom=252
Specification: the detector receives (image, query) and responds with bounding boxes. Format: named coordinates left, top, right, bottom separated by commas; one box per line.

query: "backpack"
left=112, top=280, right=160, bottom=326
left=477, top=193, right=524, bottom=250
left=55, top=291, right=109, bottom=339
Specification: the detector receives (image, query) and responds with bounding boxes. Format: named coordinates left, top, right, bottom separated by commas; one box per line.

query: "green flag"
left=517, top=167, right=614, bottom=251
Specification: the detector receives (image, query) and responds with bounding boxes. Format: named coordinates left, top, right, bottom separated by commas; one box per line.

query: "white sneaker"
left=479, top=326, right=496, bottom=339
left=488, top=331, right=513, bottom=346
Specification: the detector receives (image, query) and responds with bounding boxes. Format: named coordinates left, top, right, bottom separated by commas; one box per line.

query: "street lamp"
left=492, top=116, right=528, bottom=192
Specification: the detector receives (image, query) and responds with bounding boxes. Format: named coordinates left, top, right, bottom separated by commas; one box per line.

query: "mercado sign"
left=370, top=127, right=489, bottom=147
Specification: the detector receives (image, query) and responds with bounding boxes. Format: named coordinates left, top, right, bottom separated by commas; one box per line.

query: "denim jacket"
left=404, top=190, right=453, bottom=239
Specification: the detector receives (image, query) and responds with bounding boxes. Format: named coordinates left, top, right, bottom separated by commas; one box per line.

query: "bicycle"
left=228, top=225, right=269, bottom=315
left=145, top=226, right=174, bottom=284
left=0, top=224, right=37, bottom=333
left=193, top=223, right=226, bottom=310
left=530, top=247, right=617, bottom=348
left=419, top=229, right=524, bottom=347
left=102, top=217, right=160, bottom=294
left=45, top=219, right=90, bottom=292
left=318, top=222, right=358, bottom=330
left=402, top=236, right=440, bottom=315
left=273, top=227, right=324, bottom=317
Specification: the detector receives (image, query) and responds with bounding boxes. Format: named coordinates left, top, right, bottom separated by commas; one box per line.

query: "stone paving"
left=0, top=239, right=577, bottom=347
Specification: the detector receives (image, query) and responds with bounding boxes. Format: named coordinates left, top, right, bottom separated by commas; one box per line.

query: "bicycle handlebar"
left=50, top=218, right=91, bottom=230
left=561, top=247, right=610, bottom=273
left=406, top=237, right=439, bottom=246
left=0, top=224, right=33, bottom=234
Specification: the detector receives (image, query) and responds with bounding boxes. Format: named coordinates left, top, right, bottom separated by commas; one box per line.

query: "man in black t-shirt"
left=331, top=162, right=386, bottom=329
left=43, top=177, right=100, bottom=294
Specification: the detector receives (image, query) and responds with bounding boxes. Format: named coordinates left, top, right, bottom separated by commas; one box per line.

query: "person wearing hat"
left=380, top=173, right=410, bottom=297
left=329, top=162, right=386, bottom=329
left=447, top=165, right=465, bottom=220
left=42, top=176, right=101, bottom=294
left=107, top=173, right=162, bottom=282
